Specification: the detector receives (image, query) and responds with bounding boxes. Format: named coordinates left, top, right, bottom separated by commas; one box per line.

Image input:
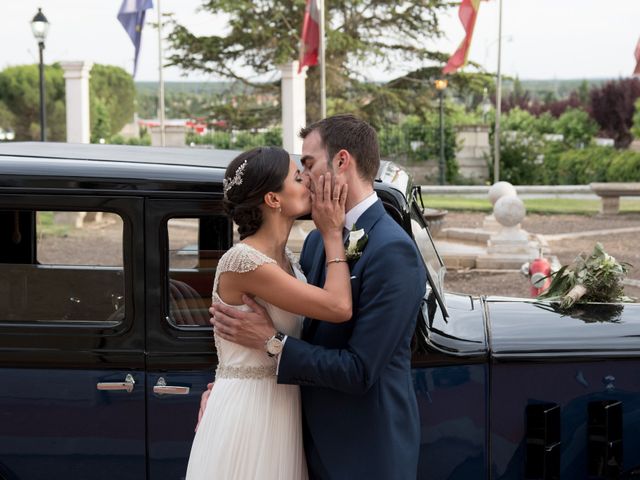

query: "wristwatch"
left=265, top=331, right=285, bottom=357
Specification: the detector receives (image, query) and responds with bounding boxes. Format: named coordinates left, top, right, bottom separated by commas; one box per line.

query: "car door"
left=0, top=195, right=146, bottom=480
left=145, top=197, right=231, bottom=479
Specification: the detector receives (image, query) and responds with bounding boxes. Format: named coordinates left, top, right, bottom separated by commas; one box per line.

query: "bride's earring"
left=277, top=206, right=282, bottom=214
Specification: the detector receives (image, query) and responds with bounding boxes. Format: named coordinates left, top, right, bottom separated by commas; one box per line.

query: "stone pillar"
left=61, top=61, right=93, bottom=144
left=279, top=61, right=306, bottom=155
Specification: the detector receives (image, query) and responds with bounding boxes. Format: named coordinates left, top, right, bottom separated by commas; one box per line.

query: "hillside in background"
left=506, top=78, right=610, bottom=99
left=134, top=78, right=615, bottom=119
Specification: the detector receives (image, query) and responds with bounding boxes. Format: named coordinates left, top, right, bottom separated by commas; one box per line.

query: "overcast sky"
left=1, top=0, right=639, bottom=82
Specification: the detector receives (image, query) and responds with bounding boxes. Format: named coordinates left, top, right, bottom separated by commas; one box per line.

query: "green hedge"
left=546, top=146, right=640, bottom=184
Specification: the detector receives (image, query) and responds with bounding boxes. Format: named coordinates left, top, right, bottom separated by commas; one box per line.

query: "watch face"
left=266, top=336, right=283, bottom=355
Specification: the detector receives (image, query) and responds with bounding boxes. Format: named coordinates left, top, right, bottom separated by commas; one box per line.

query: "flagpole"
left=319, top=0, right=326, bottom=118
left=493, top=0, right=502, bottom=182
left=157, top=0, right=166, bottom=147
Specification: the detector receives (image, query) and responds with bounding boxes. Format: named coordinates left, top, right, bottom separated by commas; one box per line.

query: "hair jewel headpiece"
left=223, top=159, right=248, bottom=198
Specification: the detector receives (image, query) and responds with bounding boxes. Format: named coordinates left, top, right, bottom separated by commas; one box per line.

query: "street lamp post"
left=31, top=8, right=50, bottom=142
left=434, top=78, right=448, bottom=185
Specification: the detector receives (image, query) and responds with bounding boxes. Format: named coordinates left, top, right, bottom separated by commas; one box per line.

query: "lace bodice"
left=212, top=243, right=305, bottom=379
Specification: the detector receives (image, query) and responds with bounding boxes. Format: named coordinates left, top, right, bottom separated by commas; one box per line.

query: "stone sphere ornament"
left=488, top=181, right=517, bottom=206
left=494, top=195, right=526, bottom=227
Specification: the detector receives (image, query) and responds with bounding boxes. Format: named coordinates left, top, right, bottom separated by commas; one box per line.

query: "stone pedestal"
left=61, top=61, right=93, bottom=144
left=279, top=61, right=306, bottom=155
left=476, top=194, right=539, bottom=269
left=482, top=214, right=501, bottom=231
left=601, top=196, right=620, bottom=215
left=151, top=125, right=186, bottom=147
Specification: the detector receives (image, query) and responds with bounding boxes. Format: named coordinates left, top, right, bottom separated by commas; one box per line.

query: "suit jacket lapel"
left=303, top=240, right=325, bottom=338
left=303, top=200, right=386, bottom=340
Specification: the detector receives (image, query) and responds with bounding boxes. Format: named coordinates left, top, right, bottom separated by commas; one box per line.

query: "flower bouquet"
left=537, top=243, right=633, bottom=309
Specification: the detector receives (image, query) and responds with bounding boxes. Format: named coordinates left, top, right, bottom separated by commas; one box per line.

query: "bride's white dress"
left=186, top=243, right=309, bottom=480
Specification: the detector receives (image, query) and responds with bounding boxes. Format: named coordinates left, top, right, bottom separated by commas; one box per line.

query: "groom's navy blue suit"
left=278, top=199, right=426, bottom=480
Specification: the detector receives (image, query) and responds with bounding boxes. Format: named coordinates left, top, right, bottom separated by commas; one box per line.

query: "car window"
left=0, top=210, right=125, bottom=324
left=166, top=217, right=222, bottom=327
left=165, top=215, right=311, bottom=329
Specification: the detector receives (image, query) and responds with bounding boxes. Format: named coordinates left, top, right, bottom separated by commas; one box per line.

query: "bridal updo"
left=223, top=147, right=290, bottom=240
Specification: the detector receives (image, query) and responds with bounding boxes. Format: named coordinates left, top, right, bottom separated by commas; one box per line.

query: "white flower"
left=346, top=228, right=367, bottom=259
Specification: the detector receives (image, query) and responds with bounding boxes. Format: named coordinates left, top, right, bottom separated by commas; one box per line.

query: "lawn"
left=422, top=196, right=640, bottom=214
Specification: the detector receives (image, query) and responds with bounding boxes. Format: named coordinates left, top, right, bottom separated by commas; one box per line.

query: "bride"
left=185, top=146, right=351, bottom=479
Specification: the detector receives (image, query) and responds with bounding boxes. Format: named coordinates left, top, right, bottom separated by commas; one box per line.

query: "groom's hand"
left=195, top=382, right=214, bottom=433
left=210, top=295, right=276, bottom=350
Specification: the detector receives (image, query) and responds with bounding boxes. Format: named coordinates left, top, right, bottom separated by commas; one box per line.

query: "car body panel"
left=1, top=142, right=639, bottom=479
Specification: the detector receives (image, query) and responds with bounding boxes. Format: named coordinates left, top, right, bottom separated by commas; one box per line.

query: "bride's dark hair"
left=223, top=146, right=290, bottom=240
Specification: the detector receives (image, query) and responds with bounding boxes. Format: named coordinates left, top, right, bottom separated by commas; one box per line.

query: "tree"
left=0, top=64, right=66, bottom=141
left=91, top=99, right=112, bottom=143
left=166, top=0, right=451, bottom=123
left=0, top=63, right=135, bottom=142
left=631, top=97, right=640, bottom=140
left=89, top=64, right=135, bottom=137
left=0, top=101, right=16, bottom=131
left=590, top=78, right=640, bottom=148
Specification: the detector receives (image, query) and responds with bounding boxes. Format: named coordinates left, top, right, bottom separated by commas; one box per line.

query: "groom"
left=210, top=114, right=426, bottom=479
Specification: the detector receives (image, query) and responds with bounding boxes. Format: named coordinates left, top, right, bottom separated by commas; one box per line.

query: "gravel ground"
left=41, top=211, right=640, bottom=300
left=442, top=212, right=640, bottom=299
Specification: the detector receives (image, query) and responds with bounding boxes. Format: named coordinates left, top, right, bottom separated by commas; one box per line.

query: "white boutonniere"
left=345, top=227, right=368, bottom=261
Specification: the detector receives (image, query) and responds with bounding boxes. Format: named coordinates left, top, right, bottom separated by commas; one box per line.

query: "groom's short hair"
left=299, top=114, right=380, bottom=183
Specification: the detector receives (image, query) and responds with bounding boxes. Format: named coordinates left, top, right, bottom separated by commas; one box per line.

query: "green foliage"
left=89, top=64, right=135, bottom=137
left=552, top=147, right=613, bottom=184
left=555, top=108, right=598, bottom=148
left=545, top=147, right=640, bottom=184
left=535, top=112, right=557, bottom=134
left=501, top=107, right=538, bottom=132
left=0, top=64, right=66, bottom=141
left=606, top=149, right=640, bottom=181
left=91, top=99, right=112, bottom=143
left=490, top=106, right=600, bottom=185
left=0, top=63, right=134, bottom=142
left=109, top=133, right=151, bottom=146
left=379, top=112, right=458, bottom=184
left=632, top=97, right=640, bottom=139
left=493, top=130, right=546, bottom=184
left=186, top=127, right=282, bottom=150
left=422, top=195, right=640, bottom=214
left=538, top=243, right=632, bottom=307
left=0, top=100, right=16, bottom=130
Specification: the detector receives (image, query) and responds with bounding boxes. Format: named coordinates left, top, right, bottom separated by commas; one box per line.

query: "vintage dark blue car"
left=0, top=142, right=638, bottom=480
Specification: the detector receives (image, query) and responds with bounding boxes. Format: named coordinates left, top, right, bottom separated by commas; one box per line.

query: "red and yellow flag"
left=443, top=0, right=482, bottom=75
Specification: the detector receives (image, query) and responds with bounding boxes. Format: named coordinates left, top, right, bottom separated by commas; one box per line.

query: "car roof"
left=0, top=142, right=240, bottom=169
left=0, top=142, right=243, bottom=195
left=0, top=142, right=412, bottom=199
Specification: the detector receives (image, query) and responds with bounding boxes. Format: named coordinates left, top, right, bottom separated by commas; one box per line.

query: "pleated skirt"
left=185, top=377, right=308, bottom=480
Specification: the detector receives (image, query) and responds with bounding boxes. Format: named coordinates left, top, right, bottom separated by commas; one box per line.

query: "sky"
left=1, top=0, right=639, bottom=83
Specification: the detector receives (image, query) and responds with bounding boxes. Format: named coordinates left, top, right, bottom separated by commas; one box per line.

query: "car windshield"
left=410, top=201, right=447, bottom=301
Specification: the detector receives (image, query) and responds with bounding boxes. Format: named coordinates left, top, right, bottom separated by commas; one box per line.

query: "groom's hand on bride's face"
left=210, top=295, right=276, bottom=350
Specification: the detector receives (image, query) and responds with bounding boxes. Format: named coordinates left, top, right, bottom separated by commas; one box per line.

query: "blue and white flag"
left=118, top=0, right=154, bottom=77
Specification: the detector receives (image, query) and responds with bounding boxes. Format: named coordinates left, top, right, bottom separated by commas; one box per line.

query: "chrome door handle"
left=97, top=373, right=135, bottom=393
left=153, top=377, right=190, bottom=395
